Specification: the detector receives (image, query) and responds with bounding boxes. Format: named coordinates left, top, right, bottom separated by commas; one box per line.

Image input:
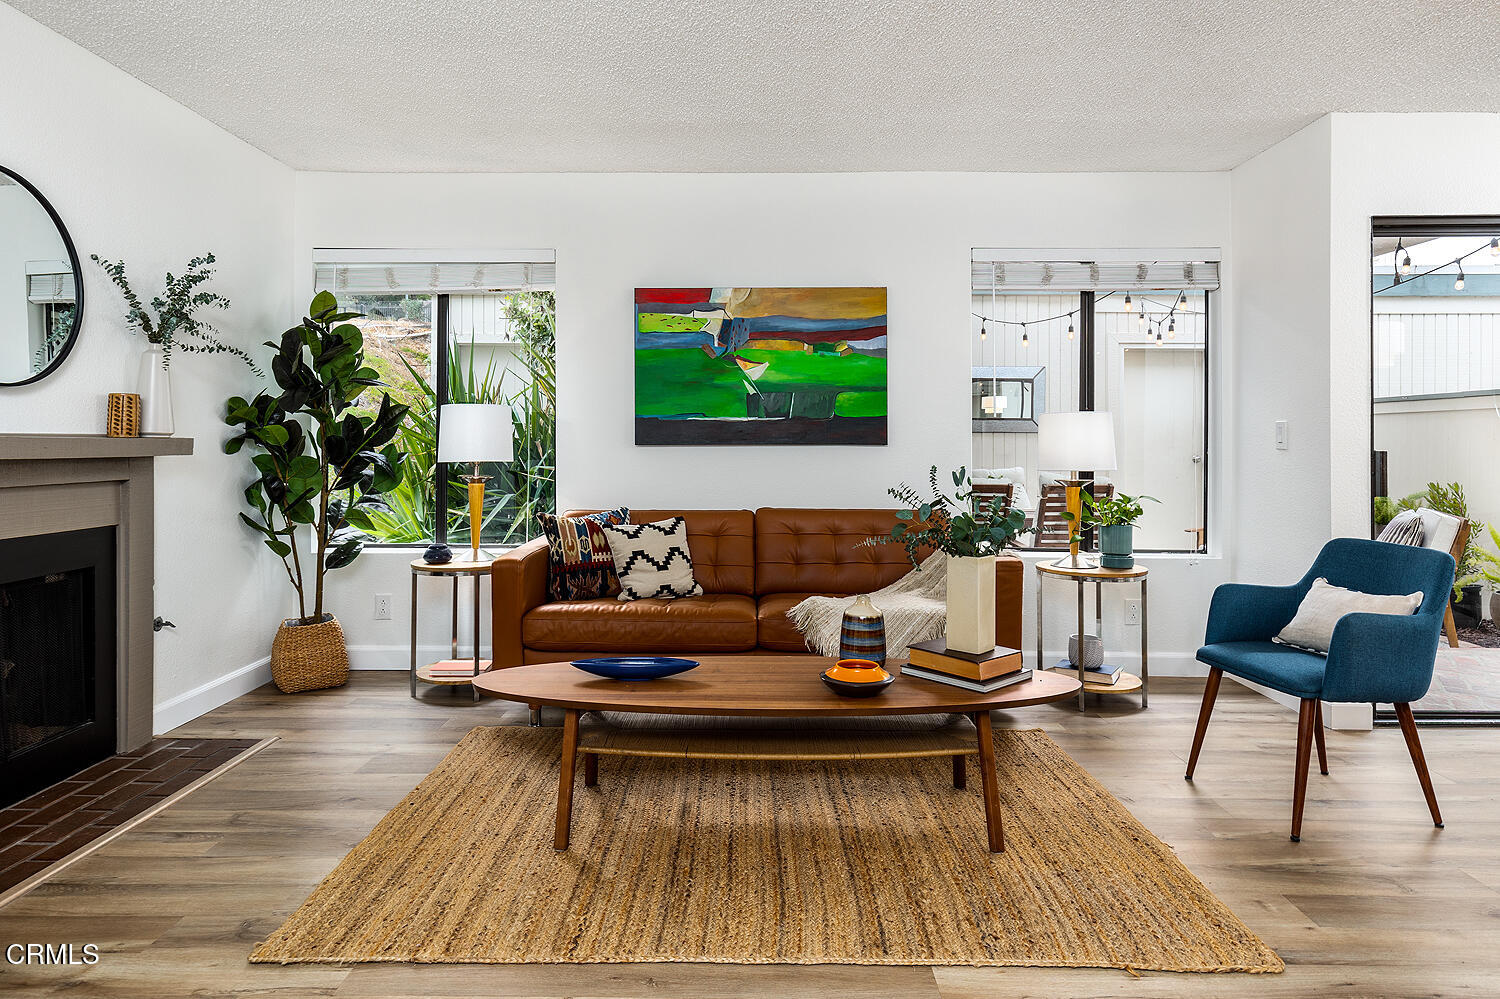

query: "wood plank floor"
left=0, top=672, right=1495, bottom=998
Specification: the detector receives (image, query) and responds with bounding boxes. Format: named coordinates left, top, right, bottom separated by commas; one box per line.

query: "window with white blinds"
left=970, top=251, right=1214, bottom=554
left=26, top=271, right=75, bottom=304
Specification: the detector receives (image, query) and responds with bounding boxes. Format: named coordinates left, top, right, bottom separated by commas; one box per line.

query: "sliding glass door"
left=1371, top=217, right=1500, bottom=721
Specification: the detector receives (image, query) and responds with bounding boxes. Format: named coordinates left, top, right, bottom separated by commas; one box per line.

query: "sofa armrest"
left=995, top=554, right=1024, bottom=651
left=492, top=537, right=549, bottom=669
left=1203, top=582, right=1305, bottom=646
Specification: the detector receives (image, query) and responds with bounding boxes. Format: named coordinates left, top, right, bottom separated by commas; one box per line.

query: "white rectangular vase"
left=945, top=554, right=996, bottom=655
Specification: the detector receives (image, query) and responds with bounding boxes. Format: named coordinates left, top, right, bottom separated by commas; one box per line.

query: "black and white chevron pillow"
left=601, top=517, right=704, bottom=601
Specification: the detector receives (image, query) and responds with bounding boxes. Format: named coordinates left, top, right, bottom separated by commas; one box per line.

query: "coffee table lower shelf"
left=578, top=714, right=979, bottom=761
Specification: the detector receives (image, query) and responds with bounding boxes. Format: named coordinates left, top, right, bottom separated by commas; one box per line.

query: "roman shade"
left=970, top=259, right=1221, bottom=294
left=313, top=249, right=556, bottom=294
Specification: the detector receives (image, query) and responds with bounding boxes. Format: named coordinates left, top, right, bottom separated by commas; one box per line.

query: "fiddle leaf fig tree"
left=225, top=292, right=409, bottom=624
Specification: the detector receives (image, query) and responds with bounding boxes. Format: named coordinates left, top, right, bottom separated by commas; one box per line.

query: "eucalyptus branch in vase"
left=91, top=252, right=259, bottom=373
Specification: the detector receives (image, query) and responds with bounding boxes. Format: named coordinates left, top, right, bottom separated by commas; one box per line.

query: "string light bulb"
left=1455, top=264, right=1466, bottom=292
left=1137, top=307, right=1146, bottom=328
left=1066, top=320, right=1075, bottom=341
left=1396, top=239, right=1412, bottom=275
left=1155, top=330, right=1164, bottom=344
left=1167, top=317, right=1177, bottom=339
left=979, top=320, right=987, bottom=341
left=1492, top=237, right=1499, bottom=256
left=1123, top=293, right=1132, bottom=309
left=1020, top=323, right=1029, bottom=347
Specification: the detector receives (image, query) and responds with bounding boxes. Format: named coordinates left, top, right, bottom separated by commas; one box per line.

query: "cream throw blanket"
left=787, top=550, right=948, bottom=660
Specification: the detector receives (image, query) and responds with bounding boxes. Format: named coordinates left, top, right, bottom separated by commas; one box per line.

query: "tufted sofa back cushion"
left=564, top=509, right=756, bottom=596
left=754, top=508, right=923, bottom=596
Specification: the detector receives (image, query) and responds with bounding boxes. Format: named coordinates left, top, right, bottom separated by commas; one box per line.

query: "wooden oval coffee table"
left=475, top=656, right=1080, bottom=853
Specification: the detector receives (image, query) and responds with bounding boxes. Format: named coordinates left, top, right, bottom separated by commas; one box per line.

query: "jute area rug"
left=251, top=726, right=1281, bottom=972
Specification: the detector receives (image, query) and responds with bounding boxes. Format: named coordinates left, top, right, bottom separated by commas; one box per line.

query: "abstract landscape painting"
left=634, top=287, right=887, bottom=445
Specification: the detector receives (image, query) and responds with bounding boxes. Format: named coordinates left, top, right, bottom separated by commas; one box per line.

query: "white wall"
left=1228, top=116, right=1333, bottom=587
left=0, top=5, right=295, bottom=728
left=296, top=170, right=1234, bottom=675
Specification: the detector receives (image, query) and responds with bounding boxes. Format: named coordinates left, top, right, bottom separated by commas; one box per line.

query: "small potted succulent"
left=1080, top=491, right=1158, bottom=570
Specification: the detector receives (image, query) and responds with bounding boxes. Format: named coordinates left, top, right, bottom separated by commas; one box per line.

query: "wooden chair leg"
left=952, top=753, right=967, bottom=790
left=1443, top=605, right=1459, bottom=648
left=1291, top=698, right=1317, bottom=841
left=583, top=752, right=598, bottom=788
left=1313, top=700, right=1328, bottom=775
left=1394, top=703, right=1444, bottom=828
left=1185, top=667, right=1222, bottom=780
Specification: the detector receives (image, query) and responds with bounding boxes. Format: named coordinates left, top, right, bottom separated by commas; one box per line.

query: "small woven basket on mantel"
left=106, top=393, right=141, bottom=438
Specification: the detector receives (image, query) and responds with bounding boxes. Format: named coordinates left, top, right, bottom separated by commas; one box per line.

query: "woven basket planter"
left=271, top=614, right=349, bottom=693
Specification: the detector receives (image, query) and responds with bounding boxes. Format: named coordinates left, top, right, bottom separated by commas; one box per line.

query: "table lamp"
left=437, top=404, right=513, bottom=562
left=1038, top=411, right=1117, bottom=569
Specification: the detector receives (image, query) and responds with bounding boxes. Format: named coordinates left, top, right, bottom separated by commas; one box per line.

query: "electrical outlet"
left=373, top=593, right=392, bottom=620
left=1124, top=598, right=1141, bottom=626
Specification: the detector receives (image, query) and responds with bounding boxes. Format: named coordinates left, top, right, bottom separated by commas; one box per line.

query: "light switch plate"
left=1274, top=420, right=1289, bottom=450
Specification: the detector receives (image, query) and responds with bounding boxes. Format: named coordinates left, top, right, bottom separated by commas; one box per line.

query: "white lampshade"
left=437, top=404, right=513, bottom=464
left=1037, top=411, right=1117, bottom=472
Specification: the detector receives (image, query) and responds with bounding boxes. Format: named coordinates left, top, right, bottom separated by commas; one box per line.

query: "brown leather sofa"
left=491, top=508, right=1023, bottom=667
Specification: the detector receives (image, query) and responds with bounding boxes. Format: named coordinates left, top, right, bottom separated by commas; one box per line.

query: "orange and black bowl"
left=821, top=658, right=895, bottom=698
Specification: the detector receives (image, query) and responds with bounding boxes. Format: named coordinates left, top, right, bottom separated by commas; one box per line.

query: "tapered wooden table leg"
left=584, top=752, right=598, bottom=787
left=555, top=709, right=579, bottom=850
left=952, top=753, right=966, bottom=790
left=974, top=711, right=1004, bottom=853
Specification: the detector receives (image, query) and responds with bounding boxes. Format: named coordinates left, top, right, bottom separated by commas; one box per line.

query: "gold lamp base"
left=461, top=466, right=490, bottom=564
left=1052, top=477, right=1099, bottom=569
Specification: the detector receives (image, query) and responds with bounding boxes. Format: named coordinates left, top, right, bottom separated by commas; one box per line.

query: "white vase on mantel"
left=136, top=345, right=174, bottom=437
left=945, top=554, right=997, bottom=655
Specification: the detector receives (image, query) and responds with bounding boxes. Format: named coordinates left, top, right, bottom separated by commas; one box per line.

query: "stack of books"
left=902, top=639, right=1031, bottom=692
left=426, top=659, right=491, bottom=677
left=1049, top=659, right=1124, bottom=685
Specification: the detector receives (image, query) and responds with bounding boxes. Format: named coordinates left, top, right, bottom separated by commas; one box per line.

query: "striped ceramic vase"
left=838, top=595, right=887, bottom=666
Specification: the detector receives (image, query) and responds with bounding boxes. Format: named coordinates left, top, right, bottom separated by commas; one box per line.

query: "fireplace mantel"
left=0, top=434, right=194, bottom=461
left=0, top=434, right=194, bottom=753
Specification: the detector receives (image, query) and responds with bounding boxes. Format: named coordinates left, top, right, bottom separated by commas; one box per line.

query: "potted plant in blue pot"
left=1082, top=491, right=1158, bottom=570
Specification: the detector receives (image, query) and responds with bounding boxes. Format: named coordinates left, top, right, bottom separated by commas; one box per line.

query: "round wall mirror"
left=0, top=166, right=84, bottom=386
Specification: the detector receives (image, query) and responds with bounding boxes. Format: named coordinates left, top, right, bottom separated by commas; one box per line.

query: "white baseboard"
left=153, top=656, right=272, bottom=734
left=355, top=646, right=1212, bottom=678
left=346, top=644, right=471, bottom=670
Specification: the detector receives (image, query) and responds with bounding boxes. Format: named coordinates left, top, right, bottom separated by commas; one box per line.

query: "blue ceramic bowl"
left=571, top=656, right=700, bottom=680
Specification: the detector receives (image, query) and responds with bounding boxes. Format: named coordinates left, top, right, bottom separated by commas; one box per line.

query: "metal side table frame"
left=1035, top=561, right=1149, bottom=711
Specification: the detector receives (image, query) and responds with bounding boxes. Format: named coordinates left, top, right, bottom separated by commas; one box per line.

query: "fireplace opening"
left=0, top=527, right=117, bottom=808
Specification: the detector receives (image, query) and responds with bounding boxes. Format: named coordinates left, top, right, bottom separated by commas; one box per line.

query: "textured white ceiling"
left=9, top=0, right=1498, bottom=173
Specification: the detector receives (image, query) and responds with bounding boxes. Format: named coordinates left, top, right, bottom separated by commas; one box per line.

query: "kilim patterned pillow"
left=601, top=517, right=704, bottom=601
left=539, top=507, right=630, bottom=601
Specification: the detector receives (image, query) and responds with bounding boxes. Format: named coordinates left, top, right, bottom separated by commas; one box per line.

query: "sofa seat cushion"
left=756, top=592, right=831, bottom=652
left=1197, top=640, right=1327, bottom=699
left=523, top=593, right=756, bottom=652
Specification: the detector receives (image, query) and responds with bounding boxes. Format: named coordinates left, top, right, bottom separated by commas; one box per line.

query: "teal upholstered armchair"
left=1187, top=538, right=1453, bottom=841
